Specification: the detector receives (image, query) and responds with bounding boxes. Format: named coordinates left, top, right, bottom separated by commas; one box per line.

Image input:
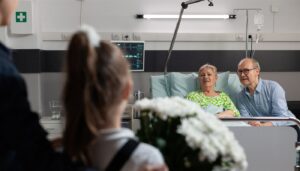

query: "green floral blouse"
left=186, top=91, right=240, bottom=117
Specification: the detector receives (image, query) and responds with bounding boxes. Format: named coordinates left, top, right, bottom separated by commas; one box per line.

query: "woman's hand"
left=140, top=164, right=169, bottom=171
left=50, top=137, right=63, bottom=151
left=217, top=110, right=235, bottom=118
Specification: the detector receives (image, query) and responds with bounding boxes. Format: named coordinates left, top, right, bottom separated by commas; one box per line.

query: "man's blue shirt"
left=237, top=79, right=295, bottom=126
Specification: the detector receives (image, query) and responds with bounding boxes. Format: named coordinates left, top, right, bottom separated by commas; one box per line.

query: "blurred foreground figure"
left=62, top=26, right=165, bottom=171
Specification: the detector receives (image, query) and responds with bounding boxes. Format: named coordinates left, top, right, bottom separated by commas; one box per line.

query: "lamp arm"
left=163, top=0, right=206, bottom=75
left=182, top=0, right=205, bottom=7
left=164, top=6, right=185, bottom=75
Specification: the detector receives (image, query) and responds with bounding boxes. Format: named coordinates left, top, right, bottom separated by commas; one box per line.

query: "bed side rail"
left=220, top=117, right=300, bottom=171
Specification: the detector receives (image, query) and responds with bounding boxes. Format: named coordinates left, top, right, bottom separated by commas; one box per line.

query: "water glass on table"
left=49, top=100, right=62, bottom=120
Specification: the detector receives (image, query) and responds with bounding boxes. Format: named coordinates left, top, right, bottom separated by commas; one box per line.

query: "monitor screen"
left=113, top=41, right=145, bottom=71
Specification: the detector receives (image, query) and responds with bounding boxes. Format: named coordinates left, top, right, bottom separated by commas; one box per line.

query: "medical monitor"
left=113, top=41, right=145, bottom=71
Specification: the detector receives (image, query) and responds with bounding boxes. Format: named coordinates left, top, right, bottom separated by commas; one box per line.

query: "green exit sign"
left=16, top=11, right=27, bottom=23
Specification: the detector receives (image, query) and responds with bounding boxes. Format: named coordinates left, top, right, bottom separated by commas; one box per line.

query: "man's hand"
left=260, top=121, right=273, bottom=126
left=248, top=121, right=261, bottom=127
left=248, top=121, right=273, bottom=127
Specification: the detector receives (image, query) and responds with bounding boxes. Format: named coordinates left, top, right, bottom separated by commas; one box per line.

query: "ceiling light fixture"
left=136, top=14, right=236, bottom=19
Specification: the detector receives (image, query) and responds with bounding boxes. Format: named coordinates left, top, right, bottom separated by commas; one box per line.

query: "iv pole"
left=234, top=8, right=261, bottom=58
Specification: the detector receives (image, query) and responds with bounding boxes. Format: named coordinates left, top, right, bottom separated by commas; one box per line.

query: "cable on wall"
left=79, top=0, right=84, bottom=27
left=234, top=8, right=262, bottom=58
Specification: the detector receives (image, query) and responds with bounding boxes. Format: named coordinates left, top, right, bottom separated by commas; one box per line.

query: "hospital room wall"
left=3, top=0, right=300, bottom=47
left=1, top=0, right=300, bottom=115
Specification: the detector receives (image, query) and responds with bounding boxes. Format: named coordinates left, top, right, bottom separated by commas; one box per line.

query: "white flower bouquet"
left=134, top=97, right=247, bottom=171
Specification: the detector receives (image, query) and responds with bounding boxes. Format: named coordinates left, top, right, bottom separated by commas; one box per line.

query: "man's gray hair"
left=238, top=58, right=261, bottom=70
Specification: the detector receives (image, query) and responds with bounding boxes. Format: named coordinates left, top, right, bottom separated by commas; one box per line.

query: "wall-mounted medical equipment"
left=113, top=41, right=145, bottom=71
left=10, top=1, right=34, bottom=34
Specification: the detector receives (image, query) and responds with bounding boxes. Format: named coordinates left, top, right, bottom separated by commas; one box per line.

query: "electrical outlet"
left=235, top=34, right=243, bottom=41
left=111, top=33, right=122, bottom=40
left=271, top=4, right=279, bottom=13
left=248, top=34, right=253, bottom=40
left=133, top=33, right=141, bottom=41
left=122, top=33, right=132, bottom=41
left=255, top=34, right=263, bottom=42
left=61, top=33, right=71, bottom=40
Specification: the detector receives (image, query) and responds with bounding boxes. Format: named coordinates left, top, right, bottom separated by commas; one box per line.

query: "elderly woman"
left=186, top=64, right=240, bottom=118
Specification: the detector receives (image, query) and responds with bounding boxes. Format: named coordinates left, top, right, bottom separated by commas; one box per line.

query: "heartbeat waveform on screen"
left=113, top=42, right=144, bottom=71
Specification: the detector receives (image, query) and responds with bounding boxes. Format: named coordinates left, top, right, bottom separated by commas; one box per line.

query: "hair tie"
left=79, top=24, right=101, bottom=47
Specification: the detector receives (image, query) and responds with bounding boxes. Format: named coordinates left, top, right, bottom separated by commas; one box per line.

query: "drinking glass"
left=49, top=100, right=62, bottom=120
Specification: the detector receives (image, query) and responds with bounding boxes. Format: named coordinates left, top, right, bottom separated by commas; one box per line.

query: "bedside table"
left=40, top=116, right=64, bottom=140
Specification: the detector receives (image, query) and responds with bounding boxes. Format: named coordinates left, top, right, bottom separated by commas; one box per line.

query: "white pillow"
left=169, top=72, right=198, bottom=97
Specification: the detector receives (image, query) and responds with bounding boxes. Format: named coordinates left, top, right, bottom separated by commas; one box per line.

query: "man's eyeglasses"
left=237, top=68, right=256, bottom=75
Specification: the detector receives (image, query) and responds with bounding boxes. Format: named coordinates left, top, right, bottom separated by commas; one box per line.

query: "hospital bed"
left=147, top=72, right=300, bottom=171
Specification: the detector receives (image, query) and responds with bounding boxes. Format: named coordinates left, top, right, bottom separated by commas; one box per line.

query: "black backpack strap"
left=105, top=139, right=140, bottom=171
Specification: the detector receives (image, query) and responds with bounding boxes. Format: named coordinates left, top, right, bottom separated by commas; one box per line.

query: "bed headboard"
left=150, top=72, right=243, bottom=104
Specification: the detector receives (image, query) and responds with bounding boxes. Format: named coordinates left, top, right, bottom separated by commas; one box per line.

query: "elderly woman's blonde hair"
left=198, top=64, right=218, bottom=76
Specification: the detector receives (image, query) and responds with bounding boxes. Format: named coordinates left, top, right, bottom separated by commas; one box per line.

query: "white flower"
left=134, top=97, right=203, bottom=120
left=177, top=115, right=247, bottom=170
left=134, top=97, right=248, bottom=171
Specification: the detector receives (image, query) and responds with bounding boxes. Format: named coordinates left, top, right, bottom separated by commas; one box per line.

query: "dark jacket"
left=0, top=42, right=87, bottom=171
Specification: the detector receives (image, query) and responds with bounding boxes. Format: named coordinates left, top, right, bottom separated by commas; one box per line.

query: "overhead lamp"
left=136, top=14, right=236, bottom=19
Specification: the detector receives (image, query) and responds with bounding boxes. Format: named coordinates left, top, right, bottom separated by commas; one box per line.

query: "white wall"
left=1, top=0, right=300, bottom=115
left=39, top=0, right=300, bottom=50
left=1, top=0, right=300, bottom=48
left=39, top=0, right=300, bottom=34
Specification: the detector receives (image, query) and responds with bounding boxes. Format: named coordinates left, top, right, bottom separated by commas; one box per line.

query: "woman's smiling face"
left=199, top=67, right=217, bottom=89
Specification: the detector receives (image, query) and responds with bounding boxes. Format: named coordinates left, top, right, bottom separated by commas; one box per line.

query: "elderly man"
left=236, top=58, right=295, bottom=126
